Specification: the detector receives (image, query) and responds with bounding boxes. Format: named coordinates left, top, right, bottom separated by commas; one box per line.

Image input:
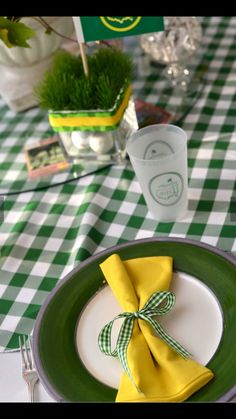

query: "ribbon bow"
left=98, top=291, right=191, bottom=391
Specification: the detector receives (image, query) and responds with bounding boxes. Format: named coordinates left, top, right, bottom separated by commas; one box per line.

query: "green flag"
left=73, top=16, right=164, bottom=43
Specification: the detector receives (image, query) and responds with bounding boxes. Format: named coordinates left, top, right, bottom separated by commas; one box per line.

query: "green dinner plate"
left=33, top=238, right=236, bottom=402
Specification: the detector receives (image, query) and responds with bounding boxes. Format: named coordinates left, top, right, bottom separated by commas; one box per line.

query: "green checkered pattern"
left=98, top=291, right=190, bottom=391
left=0, top=17, right=236, bottom=351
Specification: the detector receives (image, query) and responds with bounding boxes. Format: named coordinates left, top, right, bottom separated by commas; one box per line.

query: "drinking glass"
left=126, top=124, right=188, bottom=222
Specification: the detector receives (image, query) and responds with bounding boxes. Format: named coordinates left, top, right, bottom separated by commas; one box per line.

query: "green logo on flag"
left=73, top=16, right=164, bottom=43
left=100, top=17, right=142, bottom=32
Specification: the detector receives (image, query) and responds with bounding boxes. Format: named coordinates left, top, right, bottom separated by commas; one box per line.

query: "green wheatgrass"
left=35, top=48, right=133, bottom=111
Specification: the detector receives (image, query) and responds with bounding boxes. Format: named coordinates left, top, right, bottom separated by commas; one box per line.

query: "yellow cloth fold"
left=99, top=254, right=214, bottom=402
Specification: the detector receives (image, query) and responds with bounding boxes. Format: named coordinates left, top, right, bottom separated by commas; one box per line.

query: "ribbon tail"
left=116, top=317, right=144, bottom=394
left=147, top=316, right=191, bottom=358
left=116, top=317, right=135, bottom=380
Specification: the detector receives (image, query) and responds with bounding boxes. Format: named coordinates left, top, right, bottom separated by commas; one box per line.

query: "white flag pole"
left=72, top=18, right=89, bottom=77
left=79, top=42, right=89, bottom=77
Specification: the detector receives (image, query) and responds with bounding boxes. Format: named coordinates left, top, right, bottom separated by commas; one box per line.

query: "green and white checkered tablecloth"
left=0, top=17, right=236, bottom=351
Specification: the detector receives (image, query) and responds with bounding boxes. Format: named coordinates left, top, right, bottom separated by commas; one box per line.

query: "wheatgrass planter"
left=48, top=84, right=138, bottom=163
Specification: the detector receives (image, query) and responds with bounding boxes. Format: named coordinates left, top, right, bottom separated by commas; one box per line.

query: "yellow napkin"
left=99, top=253, right=214, bottom=402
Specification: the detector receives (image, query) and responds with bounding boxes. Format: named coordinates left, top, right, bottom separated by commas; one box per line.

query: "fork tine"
left=19, top=334, right=39, bottom=402
left=28, top=337, right=34, bottom=368
left=19, top=335, right=27, bottom=369
left=24, top=335, right=32, bottom=369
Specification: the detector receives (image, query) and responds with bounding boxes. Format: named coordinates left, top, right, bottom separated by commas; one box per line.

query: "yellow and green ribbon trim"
left=48, top=83, right=131, bottom=132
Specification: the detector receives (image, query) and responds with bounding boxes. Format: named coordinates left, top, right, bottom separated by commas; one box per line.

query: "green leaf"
left=45, top=27, right=52, bottom=35
left=0, top=28, right=13, bottom=47
left=0, top=18, right=35, bottom=48
left=7, top=21, right=36, bottom=48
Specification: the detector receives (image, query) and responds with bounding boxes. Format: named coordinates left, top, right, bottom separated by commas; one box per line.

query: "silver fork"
left=19, top=335, right=39, bottom=402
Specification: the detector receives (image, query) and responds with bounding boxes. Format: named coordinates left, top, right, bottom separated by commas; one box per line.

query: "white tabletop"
left=0, top=351, right=55, bottom=402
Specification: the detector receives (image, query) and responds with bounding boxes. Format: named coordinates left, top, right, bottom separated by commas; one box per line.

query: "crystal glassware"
left=140, top=17, right=202, bottom=93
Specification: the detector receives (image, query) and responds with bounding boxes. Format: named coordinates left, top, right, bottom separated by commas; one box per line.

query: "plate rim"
left=33, top=237, right=236, bottom=402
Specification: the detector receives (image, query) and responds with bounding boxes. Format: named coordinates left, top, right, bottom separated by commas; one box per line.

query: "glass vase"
left=48, top=85, right=138, bottom=164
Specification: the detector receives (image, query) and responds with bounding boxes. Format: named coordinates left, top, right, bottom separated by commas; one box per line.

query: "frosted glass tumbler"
left=126, top=124, right=188, bottom=222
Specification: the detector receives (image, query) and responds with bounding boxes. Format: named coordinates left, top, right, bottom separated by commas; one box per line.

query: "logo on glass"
left=149, top=172, right=183, bottom=206
left=144, top=140, right=174, bottom=160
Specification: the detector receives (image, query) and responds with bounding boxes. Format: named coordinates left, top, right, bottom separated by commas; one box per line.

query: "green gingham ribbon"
left=98, top=291, right=191, bottom=391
